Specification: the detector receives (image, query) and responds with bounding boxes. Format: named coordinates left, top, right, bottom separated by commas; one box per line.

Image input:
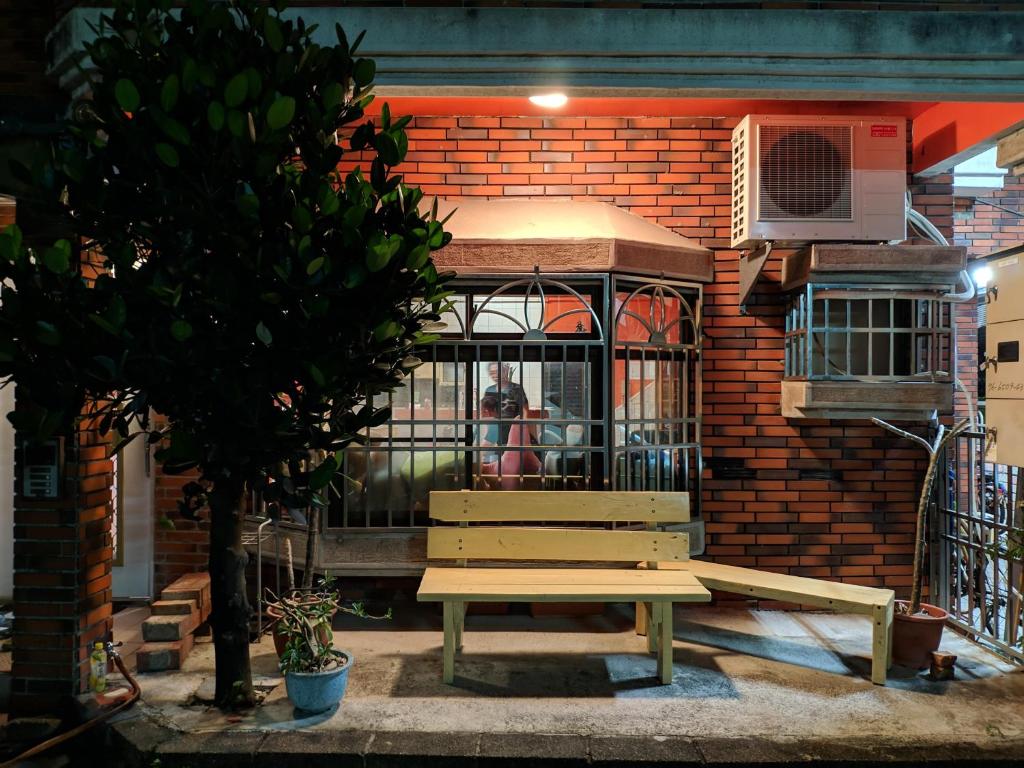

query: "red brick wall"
left=954, top=172, right=1024, bottom=259
left=152, top=416, right=209, bottom=595
left=148, top=113, right=963, bottom=600
left=11, top=412, right=113, bottom=714
left=338, top=114, right=953, bottom=595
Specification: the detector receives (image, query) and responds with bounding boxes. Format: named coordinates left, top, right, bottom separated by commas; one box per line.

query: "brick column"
left=11, top=411, right=113, bottom=715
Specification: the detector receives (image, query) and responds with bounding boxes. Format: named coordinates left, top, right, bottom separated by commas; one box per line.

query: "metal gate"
left=934, top=430, right=1024, bottom=661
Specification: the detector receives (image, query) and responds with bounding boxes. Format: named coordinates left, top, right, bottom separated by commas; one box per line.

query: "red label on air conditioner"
left=870, top=124, right=898, bottom=138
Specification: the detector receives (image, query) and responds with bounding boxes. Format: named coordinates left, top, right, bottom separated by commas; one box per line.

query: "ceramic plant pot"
left=892, top=600, right=948, bottom=670
left=284, top=653, right=352, bottom=714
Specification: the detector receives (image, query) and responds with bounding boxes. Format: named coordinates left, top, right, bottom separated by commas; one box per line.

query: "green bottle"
left=89, top=642, right=107, bottom=693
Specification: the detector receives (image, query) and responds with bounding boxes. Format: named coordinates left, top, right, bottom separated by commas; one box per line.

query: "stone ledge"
left=108, top=713, right=1024, bottom=768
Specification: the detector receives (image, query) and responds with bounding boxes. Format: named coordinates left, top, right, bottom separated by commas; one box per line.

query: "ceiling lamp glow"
left=529, top=93, right=568, bottom=109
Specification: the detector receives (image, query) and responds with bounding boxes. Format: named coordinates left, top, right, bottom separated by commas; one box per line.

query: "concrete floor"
left=114, top=602, right=1024, bottom=750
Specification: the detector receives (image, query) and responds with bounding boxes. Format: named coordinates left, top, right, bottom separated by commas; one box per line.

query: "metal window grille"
left=327, top=273, right=703, bottom=530
left=784, top=285, right=955, bottom=383
left=934, top=431, right=1024, bottom=662
left=611, top=278, right=702, bottom=499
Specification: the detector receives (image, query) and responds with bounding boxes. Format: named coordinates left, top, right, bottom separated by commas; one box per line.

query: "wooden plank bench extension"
left=417, top=490, right=711, bottom=684
left=636, top=560, right=895, bottom=685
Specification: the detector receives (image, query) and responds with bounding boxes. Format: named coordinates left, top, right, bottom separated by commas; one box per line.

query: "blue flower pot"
left=284, top=653, right=352, bottom=714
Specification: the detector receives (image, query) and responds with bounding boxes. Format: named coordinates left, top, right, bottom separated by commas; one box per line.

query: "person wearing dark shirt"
left=484, top=362, right=529, bottom=445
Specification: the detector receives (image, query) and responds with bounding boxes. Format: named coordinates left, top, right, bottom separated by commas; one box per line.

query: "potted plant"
left=872, top=417, right=971, bottom=669
left=271, top=576, right=390, bottom=713
left=266, top=569, right=341, bottom=658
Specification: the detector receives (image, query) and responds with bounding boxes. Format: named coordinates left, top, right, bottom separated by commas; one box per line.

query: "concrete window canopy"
left=428, top=197, right=714, bottom=284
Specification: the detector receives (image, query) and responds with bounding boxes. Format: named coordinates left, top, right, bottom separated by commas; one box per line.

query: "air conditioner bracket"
left=739, top=241, right=773, bottom=315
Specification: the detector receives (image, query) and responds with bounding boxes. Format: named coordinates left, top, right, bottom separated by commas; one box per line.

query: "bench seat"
left=419, top=566, right=711, bottom=603
left=418, top=490, right=703, bottom=685
left=638, top=559, right=895, bottom=685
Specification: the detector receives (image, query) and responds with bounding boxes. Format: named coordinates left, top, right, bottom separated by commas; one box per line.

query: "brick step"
left=150, top=599, right=198, bottom=616
left=136, top=635, right=194, bottom=673
left=142, top=607, right=200, bottom=642
left=160, top=572, right=212, bottom=623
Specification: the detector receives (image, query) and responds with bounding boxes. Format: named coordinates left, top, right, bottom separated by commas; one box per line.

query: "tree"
left=1, top=0, right=451, bottom=707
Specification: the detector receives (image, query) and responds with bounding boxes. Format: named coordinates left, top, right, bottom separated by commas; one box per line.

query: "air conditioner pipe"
left=905, top=192, right=976, bottom=304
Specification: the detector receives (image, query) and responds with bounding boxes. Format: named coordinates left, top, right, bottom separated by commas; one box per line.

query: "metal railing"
left=933, top=430, right=1024, bottom=662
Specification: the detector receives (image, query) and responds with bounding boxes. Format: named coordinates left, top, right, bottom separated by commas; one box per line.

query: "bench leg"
left=455, top=601, right=465, bottom=652
left=646, top=602, right=659, bottom=653
left=635, top=601, right=648, bottom=636
left=871, top=602, right=893, bottom=686
left=443, top=601, right=456, bottom=684
left=657, top=602, right=674, bottom=684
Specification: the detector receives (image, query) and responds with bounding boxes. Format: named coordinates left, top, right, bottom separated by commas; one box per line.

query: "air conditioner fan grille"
left=758, top=125, right=852, bottom=221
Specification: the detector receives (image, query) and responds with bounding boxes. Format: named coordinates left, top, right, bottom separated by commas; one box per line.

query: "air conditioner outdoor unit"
left=731, top=115, right=907, bottom=250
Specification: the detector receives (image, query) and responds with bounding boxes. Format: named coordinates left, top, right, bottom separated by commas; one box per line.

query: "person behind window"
left=477, top=391, right=541, bottom=490
left=485, top=362, right=528, bottom=444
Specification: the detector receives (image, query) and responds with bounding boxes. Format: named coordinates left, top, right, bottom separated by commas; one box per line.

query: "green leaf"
left=115, top=79, right=140, bottom=112
left=170, top=319, right=193, bottom=341
left=42, top=239, right=72, bottom=273
left=236, top=193, right=260, bottom=218
left=155, top=113, right=191, bottom=145
left=256, top=321, right=273, bottom=345
left=227, top=110, right=245, bottom=137
left=353, top=58, right=375, bottom=88
left=373, top=319, right=401, bottom=342
left=306, top=256, right=325, bottom=275
left=207, top=101, right=225, bottom=131
left=308, top=454, right=337, bottom=489
left=182, top=58, right=199, bottom=92
left=160, top=74, right=180, bottom=112
left=405, top=244, right=430, bottom=271
left=155, top=143, right=180, bottom=167
left=307, top=362, right=326, bottom=387
left=34, top=321, right=61, bottom=346
left=264, top=15, right=284, bottom=52
left=321, top=82, right=343, bottom=110
left=0, top=224, right=23, bottom=261
left=267, top=96, right=296, bottom=130
left=377, top=132, right=401, bottom=166
left=225, top=72, right=248, bottom=108
left=366, top=234, right=401, bottom=272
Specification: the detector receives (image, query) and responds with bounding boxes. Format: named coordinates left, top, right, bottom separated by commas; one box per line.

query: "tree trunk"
left=301, top=506, right=319, bottom=590
left=207, top=477, right=255, bottom=708
left=910, top=450, right=942, bottom=615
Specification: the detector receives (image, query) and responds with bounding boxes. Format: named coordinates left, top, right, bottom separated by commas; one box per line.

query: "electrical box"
left=985, top=250, right=1024, bottom=466
left=21, top=438, right=63, bottom=499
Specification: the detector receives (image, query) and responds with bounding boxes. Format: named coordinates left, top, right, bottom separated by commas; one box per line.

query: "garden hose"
left=0, top=643, right=141, bottom=768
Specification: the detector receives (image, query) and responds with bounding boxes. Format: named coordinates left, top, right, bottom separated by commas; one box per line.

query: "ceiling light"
left=529, top=93, right=568, bottom=109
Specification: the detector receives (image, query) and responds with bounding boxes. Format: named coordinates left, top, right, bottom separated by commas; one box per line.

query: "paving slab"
left=105, top=605, right=1024, bottom=766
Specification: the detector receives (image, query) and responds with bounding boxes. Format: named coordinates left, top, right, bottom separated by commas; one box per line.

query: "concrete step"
left=161, top=572, right=212, bottom=623
left=142, top=607, right=200, bottom=643
left=136, top=635, right=194, bottom=673
left=150, top=599, right=198, bottom=616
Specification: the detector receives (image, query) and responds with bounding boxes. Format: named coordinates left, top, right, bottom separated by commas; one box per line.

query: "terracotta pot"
left=892, top=600, right=948, bottom=670
left=266, top=597, right=338, bottom=658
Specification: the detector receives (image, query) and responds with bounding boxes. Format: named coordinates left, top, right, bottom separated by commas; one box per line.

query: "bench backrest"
left=427, top=491, right=690, bottom=565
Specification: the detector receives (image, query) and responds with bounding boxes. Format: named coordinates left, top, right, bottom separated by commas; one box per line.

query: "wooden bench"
left=417, top=490, right=711, bottom=684
left=636, top=559, right=895, bottom=685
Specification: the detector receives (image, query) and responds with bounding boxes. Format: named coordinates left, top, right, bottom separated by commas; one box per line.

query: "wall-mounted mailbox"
left=780, top=243, right=966, bottom=421
left=21, top=438, right=63, bottom=499
left=984, top=246, right=1024, bottom=466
